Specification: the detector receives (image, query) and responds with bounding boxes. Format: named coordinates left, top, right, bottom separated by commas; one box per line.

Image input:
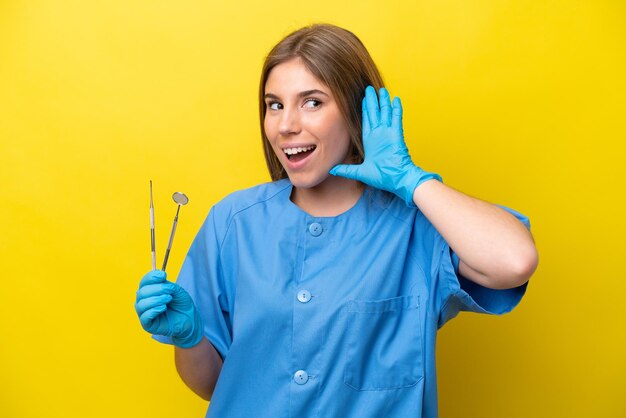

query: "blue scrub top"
left=155, top=179, right=529, bottom=418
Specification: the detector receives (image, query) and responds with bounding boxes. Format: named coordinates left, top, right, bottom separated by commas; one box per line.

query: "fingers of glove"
left=166, top=284, right=195, bottom=309
left=329, top=164, right=362, bottom=181
left=135, top=294, right=173, bottom=316
left=136, top=282, right=177, bottom=302
left=391, top=97, right=403, bottom=129
left=365, top=86, right=380, bottom=128
left=139, top=270, right=167, bottom=287
left=139, top=305, right=168, bottom=330
left=379, top=88, right=392, bottom=127
left=170, top=282, right=193, bottom=299
left=362, top=99, right=371, bottom=138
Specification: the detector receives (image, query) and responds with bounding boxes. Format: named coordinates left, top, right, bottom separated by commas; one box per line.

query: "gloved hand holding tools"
left=134, top=270, right=204, bottom=348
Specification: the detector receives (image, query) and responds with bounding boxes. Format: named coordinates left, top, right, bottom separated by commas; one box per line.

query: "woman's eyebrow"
left=298, top=89, right=329, bottom=98
left=264, top=89, right=330, bottom=100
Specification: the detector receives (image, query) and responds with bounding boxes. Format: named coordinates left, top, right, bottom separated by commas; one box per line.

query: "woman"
left=135, top=24, right=538, bottom=418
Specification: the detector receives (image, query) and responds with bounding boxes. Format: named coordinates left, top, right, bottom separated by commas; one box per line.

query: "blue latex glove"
left=330, top=86, right=442, bottom=206
left=134, top=270, right=204, bottom=348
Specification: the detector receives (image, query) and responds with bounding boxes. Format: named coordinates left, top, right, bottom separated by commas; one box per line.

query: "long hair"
left=259, top=24, right=384, bottom=181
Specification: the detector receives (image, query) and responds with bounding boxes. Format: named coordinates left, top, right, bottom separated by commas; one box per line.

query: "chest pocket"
left=343, top=295, right=423, bottom=391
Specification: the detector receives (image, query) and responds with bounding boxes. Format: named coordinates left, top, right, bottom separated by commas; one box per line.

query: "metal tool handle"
left=150, top=207, right=156, bottom=270
left=161, top=206, right=180, bottom=271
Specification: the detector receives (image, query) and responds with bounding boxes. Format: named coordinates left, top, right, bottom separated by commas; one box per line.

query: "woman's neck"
left=291, top=176, right=364, bottom=217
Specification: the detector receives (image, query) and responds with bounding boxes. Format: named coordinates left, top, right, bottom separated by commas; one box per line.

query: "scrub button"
left=294, top=370, right=309, bottom=385
left=309, top=222, right=323, bottom=236
left=297, top=290, right=312, bottom=303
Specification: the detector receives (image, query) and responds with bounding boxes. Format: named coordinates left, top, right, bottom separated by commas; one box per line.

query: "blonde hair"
left=259, top=24, right=384, bottom=181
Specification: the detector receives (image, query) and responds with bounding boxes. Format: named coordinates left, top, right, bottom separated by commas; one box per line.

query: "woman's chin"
left=286, top=171, right=330, bottom=190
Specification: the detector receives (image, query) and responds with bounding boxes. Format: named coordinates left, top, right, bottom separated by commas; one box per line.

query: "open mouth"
left=284, top=145, right=317, bottom=163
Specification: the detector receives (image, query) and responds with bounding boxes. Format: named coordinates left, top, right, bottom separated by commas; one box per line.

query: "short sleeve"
left=152, top=207, right=233, bottom=360
left=436, top=205, right=531, bottom=329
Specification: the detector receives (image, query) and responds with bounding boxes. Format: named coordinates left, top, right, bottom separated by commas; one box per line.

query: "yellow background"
left=1, top=0, right=624, bottom=417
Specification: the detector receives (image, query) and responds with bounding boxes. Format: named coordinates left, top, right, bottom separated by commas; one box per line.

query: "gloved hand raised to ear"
left=330, top=86, right=442, bottom=207
left=134, top=270, right=204, bottom=348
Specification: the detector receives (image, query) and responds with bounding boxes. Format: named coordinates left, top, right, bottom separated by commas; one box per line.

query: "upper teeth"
left=284, top=145, right=315, bottom=155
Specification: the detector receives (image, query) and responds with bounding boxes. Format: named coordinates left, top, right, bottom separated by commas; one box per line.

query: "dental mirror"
left=161, top=192, right=190, bottom=271
left=173, top=192, right=189, bottom=206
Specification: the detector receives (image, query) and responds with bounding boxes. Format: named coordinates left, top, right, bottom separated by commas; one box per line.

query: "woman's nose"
left=278, top=108, right=301, bottom=136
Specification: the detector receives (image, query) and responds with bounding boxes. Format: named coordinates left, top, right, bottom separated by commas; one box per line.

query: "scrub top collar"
left=281, top=179, right=393, bottom=223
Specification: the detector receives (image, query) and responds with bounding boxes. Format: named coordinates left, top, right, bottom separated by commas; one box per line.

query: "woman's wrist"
left=400, top=165, right=442, bottom=207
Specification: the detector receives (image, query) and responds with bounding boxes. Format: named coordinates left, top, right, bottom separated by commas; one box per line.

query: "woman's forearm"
left=413, top=179, right=538, bottom=289
left=174, top=337, right=223, bottom=401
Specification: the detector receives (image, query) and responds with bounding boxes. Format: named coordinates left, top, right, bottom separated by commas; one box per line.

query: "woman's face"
left=263, top=58, right=351, bottom=190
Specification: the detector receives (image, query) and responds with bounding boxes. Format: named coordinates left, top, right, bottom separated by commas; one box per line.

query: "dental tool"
left=150, top=180, right=156, bottom=270
left=161, top=192, right=189, bottom=271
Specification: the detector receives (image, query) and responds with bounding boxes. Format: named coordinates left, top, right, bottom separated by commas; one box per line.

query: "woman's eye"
left=303, top=99, right=321, bottom=109
left=268, top=102, right=282, bottom=110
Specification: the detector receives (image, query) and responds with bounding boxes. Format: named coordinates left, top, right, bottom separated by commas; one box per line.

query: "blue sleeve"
left=437, top=205, right=530, bottom=329
left=152, top=207, right=233, bottom=360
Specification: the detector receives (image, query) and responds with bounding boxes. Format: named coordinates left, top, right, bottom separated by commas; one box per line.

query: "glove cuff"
left=402, top=166, right=443, bottom=207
